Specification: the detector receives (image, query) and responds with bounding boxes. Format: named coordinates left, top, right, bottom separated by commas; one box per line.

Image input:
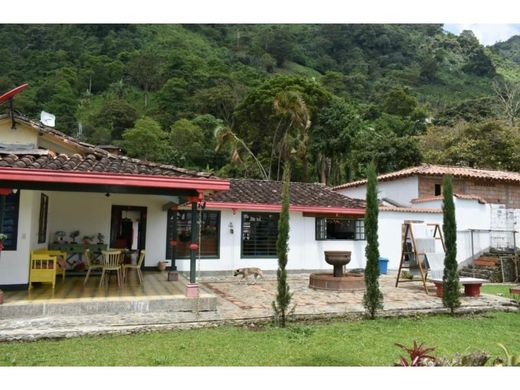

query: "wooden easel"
left=395, top=222, right=446, bottom=294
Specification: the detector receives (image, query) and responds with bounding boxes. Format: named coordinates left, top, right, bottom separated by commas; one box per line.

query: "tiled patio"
left=200, top=271, right=516, bottom=320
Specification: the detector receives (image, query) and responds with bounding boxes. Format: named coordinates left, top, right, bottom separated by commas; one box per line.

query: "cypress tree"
left=363, top=161, right=384, bottom=319
left=272, top=162, right=292, bottom=327
left=442, top=175, right=460, bottom=314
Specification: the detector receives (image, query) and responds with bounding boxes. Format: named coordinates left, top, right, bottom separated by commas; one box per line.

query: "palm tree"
left=214, top=125, right=269, bottom=180
left=271, top=91, right=311, bottom=180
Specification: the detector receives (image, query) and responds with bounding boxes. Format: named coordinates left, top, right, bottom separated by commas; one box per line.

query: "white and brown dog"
left=233, top=267, right=264, bottom=284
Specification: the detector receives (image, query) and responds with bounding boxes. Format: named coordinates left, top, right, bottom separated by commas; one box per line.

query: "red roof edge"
left=205, top=201, right=364, bottom=215
left=411, top=193, right=487, bottom=204
left=0, top=167, right=230, bottom=192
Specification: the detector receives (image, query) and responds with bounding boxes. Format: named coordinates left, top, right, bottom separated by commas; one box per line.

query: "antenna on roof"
left=0, top=83, right=29, bottom=129
left=77, top=122, right=83, bottom=138
left=40, top=111, right=56, bottom=127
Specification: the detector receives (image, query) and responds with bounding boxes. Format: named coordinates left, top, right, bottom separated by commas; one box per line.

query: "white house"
left=172, top=178, right=367, bottom=273
left=334, top=164, right=520, bottom=267
left=0, top=113, right=229, bottom=293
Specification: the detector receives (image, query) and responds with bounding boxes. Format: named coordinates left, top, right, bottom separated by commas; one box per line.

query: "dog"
left=233, top=267, right=264, bottom=284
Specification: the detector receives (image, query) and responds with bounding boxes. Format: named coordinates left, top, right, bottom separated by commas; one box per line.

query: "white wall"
left=174, top=208, right=366, bottom=273
left=378, top=210, right=443, bottom=270
left=337, top=176, right=419, bottom=206
left=0, top=118, right=38, bottom=146
left=454, top=199, right=491, bottom=264
left=489, top=204, right=519, bottom=250
left=0, top=190, right=41, bottom=285
left=47, top=192, right=177, bottom=268
left=411, top=197, right=493, bottom=264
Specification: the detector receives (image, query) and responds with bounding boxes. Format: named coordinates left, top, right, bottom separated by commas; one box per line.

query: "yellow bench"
left=29, top=253, right=58, bottom=290
left=31, top=249, right=67, bottom=280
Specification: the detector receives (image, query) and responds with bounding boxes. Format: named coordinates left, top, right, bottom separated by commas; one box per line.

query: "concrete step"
left=0, top=294, right=217, bottom=320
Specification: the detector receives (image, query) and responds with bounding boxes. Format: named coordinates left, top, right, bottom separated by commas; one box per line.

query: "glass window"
left=0, top=191, right=20, bottom=250
left=316, top=217, right=365, bottom=240
left=166, top=210, right=220, bottom=258
left=241, top=212, right=279, bottom=258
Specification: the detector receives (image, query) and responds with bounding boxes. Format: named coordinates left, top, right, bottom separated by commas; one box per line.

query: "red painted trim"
left=0, top=167, right=230, bottom=192
left=205, top=201, right=365, bottom=215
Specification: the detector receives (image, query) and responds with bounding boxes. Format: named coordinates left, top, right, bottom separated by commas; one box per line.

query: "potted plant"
left=158, top=261, right=168, bottom=272
left=70, top=230, right=80, bottom=244
left=97, top=233, right=105, bottom=244
left=82, top=235, right=94, bottom=245
left=0, top=233, right=6, bottom=252
left=54, top=231, right=66, bottom=244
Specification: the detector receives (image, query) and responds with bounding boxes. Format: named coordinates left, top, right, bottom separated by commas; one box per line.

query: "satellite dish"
left=40, top=111, right=56, bottom=127
left=0, top=83, right=28, bottom=105
left=0, top=83, right=29, bottom=129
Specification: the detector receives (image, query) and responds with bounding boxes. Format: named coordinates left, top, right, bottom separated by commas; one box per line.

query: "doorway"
left=110, top=205, right=147, bottom=252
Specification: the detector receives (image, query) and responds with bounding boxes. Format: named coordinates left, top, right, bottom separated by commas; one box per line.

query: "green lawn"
left=1, top=312, right=519, bottom=366
left=481, top=284, right=519, bottom=301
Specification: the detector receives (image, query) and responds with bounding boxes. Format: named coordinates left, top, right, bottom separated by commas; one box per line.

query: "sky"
left=444, top=24, right=520, bottom=46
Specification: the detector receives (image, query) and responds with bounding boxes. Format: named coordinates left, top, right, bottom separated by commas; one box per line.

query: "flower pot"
left=158, top=261, right=168, bottom=272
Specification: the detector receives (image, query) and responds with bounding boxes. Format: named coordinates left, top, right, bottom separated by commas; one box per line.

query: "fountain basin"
left=309, top=272, right=365, bottom=291
left=324, top=251, right=351, bottom=277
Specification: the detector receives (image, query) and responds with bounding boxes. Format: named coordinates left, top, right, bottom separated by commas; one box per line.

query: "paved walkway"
left=0, top=272, right=517, bottom=341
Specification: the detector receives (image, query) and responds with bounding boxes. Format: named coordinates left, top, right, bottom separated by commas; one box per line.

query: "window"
left=434, top=184, right=441, bottom=196
left=241, top=212, right=279, bottom=258
left=166, top=210, right=220, bottom=258
left=316, top=217, right=365, bottom=240
left=0, top=191, right=20, bottom=250
left=38, top=193, right=49, bottom=244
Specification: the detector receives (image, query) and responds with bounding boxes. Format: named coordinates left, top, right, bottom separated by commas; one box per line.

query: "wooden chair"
left=83, top=249, right=103, bottom=285
left=122, top=250, right=146, bottom=284
left=99, top=250, right=123, bottom=287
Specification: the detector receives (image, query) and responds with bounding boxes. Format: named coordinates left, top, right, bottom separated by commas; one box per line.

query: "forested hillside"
left=1, top=24, right=520, bottom=184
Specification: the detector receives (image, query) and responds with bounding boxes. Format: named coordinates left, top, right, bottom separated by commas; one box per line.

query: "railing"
left=465, top=229, right=518, bottom=261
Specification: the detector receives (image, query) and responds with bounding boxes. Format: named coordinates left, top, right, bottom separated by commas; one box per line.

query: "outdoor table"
left=429, top=277, right=488, bottom=297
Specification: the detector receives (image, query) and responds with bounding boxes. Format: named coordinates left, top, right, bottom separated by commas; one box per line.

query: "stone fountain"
left=309, top=251, right=365, bottom=291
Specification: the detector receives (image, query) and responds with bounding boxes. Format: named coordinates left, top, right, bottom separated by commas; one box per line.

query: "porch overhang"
left=0, top=167, right=230, bottom=196
left=204, top=201, right=365, bottom=216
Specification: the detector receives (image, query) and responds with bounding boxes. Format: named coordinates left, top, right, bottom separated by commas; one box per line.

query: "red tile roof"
left=379, top=206, right=442, bottom=214
left=0, top=152, right=213, bottom=179
left=411, top=193, right=487, bottom=204
left=0, top=113, right=214, bottom=179
left=205, top=178, right=365, bottom=209
left=333, top=164, right=520, bottom=190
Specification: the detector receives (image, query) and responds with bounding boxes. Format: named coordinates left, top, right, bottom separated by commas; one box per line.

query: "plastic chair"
left=83, top=249, right=103, bottom=285
left=122, top=250, right=146, bottom=284
left=99, top=250, right=123, bottom=287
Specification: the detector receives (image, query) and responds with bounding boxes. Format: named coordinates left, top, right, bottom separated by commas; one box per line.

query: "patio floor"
left=0, top=271, right=217, bottom=320
left=4, top=271, right=185, bottom=302
left=199, top=271, right=517, bottom=320
left=0, top=271, right=517, bottom=341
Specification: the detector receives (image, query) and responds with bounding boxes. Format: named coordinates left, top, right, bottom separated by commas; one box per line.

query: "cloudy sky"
left=444, top=24, right=520, bottom=46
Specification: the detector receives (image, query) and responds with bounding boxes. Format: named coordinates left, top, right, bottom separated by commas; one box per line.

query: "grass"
left=1, top=312, right=519, bottom=366
left=481, top=284, right=519, bottom=302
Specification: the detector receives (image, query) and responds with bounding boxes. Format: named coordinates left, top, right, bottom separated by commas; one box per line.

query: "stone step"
left=474, top=259, right=498, bottom=267
left=0, top=294, right=217, bottom=320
